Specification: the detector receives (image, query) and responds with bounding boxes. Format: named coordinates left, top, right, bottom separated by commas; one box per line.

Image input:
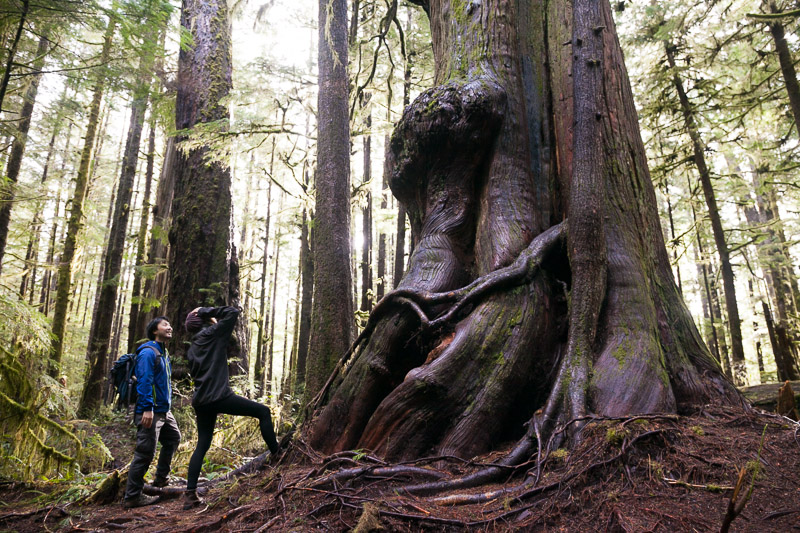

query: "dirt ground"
left=1, top=405, right=799, bottom=532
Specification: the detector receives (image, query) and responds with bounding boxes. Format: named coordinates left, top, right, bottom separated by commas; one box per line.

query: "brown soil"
left=1, top=406, right=798, bottom=532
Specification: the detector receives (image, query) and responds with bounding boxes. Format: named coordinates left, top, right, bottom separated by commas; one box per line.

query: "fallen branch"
left=0, top=505, right=67, bottom=523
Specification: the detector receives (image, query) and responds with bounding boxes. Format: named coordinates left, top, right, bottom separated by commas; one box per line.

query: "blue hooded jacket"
left=134, top=340, right=172, bottom=413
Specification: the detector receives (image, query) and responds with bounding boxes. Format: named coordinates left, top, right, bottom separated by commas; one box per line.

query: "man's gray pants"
left=124, top=411, right=181, bottom=500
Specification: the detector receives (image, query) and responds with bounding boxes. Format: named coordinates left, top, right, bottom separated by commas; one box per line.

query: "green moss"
left=690, top=425, right=704, bottom=436
left=605, top=427, right=627, bottom=446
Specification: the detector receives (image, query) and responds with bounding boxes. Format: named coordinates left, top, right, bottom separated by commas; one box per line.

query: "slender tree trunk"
left=20, top=112, right=62, bottom=299
left=267, top=203, right=283, bottom=400
left=666, top=44, right=747, bottom=385
left=360, top=108, right=373, bottom=313
left=255, top=179, right=273, bottom=396
left=767, top=3, right=800, bottom=137
left=295, top=200, right=313, bottom=389
left=0, top=0, right=29, bottom=115
left=0, top=32, right=49, bottom=273
left=306, top=0, right=355, bottom=399
left=50, top=20, right=115, bottom=376
left=79, top=26, right=156, bottom=414
left=126, top=117, right=157, bottom=352
left=136, top=137, right=176, bottom=332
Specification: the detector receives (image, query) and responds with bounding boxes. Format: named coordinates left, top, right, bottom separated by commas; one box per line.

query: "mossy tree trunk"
left=0, top=32, right=50, bottom=274
left=166, top=0, right=246, bottom=373
left=309, top=0, right=742, bottom=461
left=305, top=0, right=355, bottom=399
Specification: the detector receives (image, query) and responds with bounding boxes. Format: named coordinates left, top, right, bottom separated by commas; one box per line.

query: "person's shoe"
left=151, top=476, right=169, bottom=488
left=124, top=493, right=159, bottom=509
left=183, top=489, right=204, bottom=510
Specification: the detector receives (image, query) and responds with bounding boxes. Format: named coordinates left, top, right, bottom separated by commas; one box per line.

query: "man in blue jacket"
left=123, top=316, right=181, bottom=509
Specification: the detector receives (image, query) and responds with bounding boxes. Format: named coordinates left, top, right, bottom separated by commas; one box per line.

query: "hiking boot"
left=124, top=493, right=159, bottom=509
left=151, top=476, right=169, bottom=488
left=183, top=489, right=205, bottom=510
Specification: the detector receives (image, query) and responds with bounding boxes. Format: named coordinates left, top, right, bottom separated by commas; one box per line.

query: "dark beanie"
left=185, top=312, right=204, bottom=334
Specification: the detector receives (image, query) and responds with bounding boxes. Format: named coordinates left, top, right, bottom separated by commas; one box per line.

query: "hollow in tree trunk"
left=308, top=0, right=743, bottom=461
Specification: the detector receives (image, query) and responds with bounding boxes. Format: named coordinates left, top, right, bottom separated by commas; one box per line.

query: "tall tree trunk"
left=79, top=28, right=156, bottom=415
left=255, top=179, right=273, bottom=396
left=267, top=206, right=283, bottom=400
left=306, top=0, right=355, bottom=399
left=167, top=0, right=243, bottom=370
left=295, top=199, right=313, bottom=390
left=20, top=110, right=62, bottom=300
left=742, top=170, right=800, bottom=380
left=136, top=137, right=176, bottom=332
left=360, top=107, right=373, bottom=313
left=665, top=44, right=747, bottom=386
left=40, top=182, right=63, bottom=316
left=309, top=0, right=741, bottom=461
left=50, top=20, right=115, bottom=376
left=126, top=116, right=157, bottom=352
left=0, top=32, right=49, bottom=273
left=767, top=3, right=800, bottom=137
left=0, top=0, right=29, bottom=115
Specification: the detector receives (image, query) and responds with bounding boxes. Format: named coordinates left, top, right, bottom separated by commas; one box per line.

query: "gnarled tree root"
left=308, top=220, right=567, bottom=414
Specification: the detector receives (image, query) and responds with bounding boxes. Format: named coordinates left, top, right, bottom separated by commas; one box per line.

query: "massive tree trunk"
left=0, top=32, right=49, bottom=273
left=166, top=0, right=244, bottom=370
left=305, top=0, right=355, bottom=399
left=50, top=20, right=115, bottom=377
left=308, top=0, right=742, bottom=461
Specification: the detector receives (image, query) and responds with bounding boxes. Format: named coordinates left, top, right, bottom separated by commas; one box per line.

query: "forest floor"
left=1, top=405, right=799, bottom=532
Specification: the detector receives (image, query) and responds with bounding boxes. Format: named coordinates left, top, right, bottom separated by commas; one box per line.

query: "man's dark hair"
left=146, top=316, right=169, bottom=341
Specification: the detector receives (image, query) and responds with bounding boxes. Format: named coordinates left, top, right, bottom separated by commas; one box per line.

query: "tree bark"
left=360, top=108, right=373, bottom=313
left=0, top=0, right=29, bottom=116
left=166, top=0, right=244, bottom=370
left=126, top=116, right=157, bottom=353
left=20, top=107, right=62, bottom=300
left=309, top=0, right=742, bottom=461
left=295, top=201, right=313, bottom=389
left=255, top=179, right=273, bottom=396
left=0, top=31, right=49, bottom=273
left=665, top=44, right=747, bottom=386
left=767, top=3, right=800, bottom=137
left=136, top=137, right=176, bottom=334
left=50, top=20, right=115, bottom=376
left=306, top=0, right=355, bottom=400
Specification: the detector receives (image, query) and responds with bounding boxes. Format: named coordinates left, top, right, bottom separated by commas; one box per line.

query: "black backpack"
left=110, top=352, right=138, bottom=410
left=109, top=342, right=163, bottom=410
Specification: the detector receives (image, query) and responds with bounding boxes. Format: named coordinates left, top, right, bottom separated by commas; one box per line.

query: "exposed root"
left=307, top=221, right=567, bottom=414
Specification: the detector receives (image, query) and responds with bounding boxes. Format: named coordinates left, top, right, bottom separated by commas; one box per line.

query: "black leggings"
left=187, top=394, right=279, bottom=490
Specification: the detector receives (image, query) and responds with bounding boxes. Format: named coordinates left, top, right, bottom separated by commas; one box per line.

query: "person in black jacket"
left=183, top=306, right=280, bottom=510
